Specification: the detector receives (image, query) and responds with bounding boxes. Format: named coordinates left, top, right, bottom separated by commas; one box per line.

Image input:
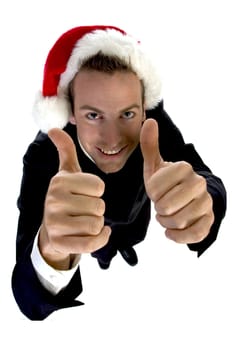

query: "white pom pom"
left=32, top=92, right=71, bottom=133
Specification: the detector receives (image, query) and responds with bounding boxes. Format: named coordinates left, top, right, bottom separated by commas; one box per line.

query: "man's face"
left=69, top=69, right=146, bottom=174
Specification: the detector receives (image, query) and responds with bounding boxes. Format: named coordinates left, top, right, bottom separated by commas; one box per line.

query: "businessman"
left=12, top=25, right=226, bottom=320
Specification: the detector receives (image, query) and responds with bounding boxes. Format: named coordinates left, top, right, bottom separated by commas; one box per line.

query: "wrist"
left=39, top=223, right=71, bottom=270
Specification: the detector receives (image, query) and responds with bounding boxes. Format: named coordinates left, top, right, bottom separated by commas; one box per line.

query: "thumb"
left=140, top=119, right=163, bottom=182
left=48, top=128, right=81, bottom=173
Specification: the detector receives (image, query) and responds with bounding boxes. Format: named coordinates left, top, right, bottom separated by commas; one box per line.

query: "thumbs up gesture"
left=140, top=119, right=214, bottom=244
left=39, top=129, right=111, bottom=270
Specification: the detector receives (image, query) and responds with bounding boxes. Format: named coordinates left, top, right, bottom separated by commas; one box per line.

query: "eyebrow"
left=79, top=104, right=141, bottom=114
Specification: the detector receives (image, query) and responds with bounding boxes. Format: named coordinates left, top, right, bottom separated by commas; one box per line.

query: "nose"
left=100, top=120, right=121, bottom=147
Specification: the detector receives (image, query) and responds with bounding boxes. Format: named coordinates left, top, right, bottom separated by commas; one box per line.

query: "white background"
left=0, top=0, right=232, bottom=349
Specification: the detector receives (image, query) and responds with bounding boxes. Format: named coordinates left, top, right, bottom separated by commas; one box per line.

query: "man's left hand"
left=140, top=119, right=214, bottom=244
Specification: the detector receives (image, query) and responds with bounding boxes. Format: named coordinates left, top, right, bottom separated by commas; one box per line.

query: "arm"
left=11, top=134, right=84, bottom=320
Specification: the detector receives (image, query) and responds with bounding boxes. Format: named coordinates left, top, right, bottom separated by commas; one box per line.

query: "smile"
left=100, top=148, right=122, bottom=155
left=97, top=145, right=127, bottom=157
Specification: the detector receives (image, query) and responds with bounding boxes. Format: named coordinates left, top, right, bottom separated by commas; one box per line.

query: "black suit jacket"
left=11, top=101, right=227, bottom=320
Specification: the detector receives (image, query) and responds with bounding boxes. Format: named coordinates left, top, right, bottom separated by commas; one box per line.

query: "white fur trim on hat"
left=33, top=92, right=71, bottom=133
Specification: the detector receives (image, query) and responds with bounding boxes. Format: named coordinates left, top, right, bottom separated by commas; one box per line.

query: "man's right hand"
left=39, top=128, right=111, bottom=270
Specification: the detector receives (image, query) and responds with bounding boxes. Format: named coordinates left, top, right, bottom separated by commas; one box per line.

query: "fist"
left=39, top=128, right=111, bottom=269
left=140, top=119, right=214, bottom=244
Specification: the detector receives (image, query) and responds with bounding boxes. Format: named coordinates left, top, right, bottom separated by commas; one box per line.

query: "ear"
left=69, top=115, right=76, bottom=125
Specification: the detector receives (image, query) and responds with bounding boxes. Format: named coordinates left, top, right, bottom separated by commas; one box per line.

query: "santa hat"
left=33, top=25, right=162, bottom=133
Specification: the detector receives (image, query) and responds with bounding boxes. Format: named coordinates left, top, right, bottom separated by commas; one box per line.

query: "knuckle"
left=209, top=211, right=215, bottom=226
left=83, top=227, right=111, bottom=253
left=50, top=173, right=66, bottom=189
left=159, top=213, right=187, bottom=230
left=89, top=216, right=104, bottom=235
left=169, top=234, right=180, bottom=243
left=95, top=176, right=105, bottom=196
left=190, top=223, right=208, bottom=242
left=97, top=183, right=105, bottom=197
left=45, top=201, right=60, bottom=216
left=197, top=175, right=207, bottom=191
left=204, top=193, right=213, bottom=213
left=205, top=211, right=215, bottom=230
left=193, top=229, right=206, bottom=243
left=165, top=229, right=178, bottom=242
left=95, top=198, right=105, bottom=216
left=183, top=161, right=192, bottom=171
left=44, top=203, right=65, bottom=226
left=155, top=200, right=171, bottom=216
left=172, top=217, right=186, bottom=230
left=84, top=173, right=105, bottom=196
left=177, top=161, right=192, bottom=174
left=46, top=222, right=60, bottom=239
left=47, top=175, right=68, bottom=199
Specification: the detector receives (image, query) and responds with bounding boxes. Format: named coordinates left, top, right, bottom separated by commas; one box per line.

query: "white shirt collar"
left=78, top=137, right=96, bottom=164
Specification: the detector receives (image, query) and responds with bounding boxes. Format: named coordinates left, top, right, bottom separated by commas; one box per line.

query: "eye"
left=86, top=112, right=101, bottom=120
left=122, top=111, right=135, bottom=119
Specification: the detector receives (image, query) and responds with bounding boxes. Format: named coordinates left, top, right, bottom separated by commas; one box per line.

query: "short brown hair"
left=68, top=53, right=145, bottom=112
left=80, top=52, right=131, bottom=72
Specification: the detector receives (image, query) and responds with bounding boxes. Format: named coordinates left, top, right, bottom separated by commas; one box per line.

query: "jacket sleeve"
left=11, top=133, right=84, bottom=320
left=146, top=101, right=227, bottom=256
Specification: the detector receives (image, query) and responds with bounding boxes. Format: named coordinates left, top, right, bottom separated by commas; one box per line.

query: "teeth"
left=101, top=148, right=121, bottom=155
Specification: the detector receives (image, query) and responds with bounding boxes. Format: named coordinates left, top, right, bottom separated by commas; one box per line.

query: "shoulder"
left=146, top=100, right=173, bottom=125
left=146, top=100, right=164, bottom=119
left=146, top=100, right=182, bottom=133
left=23, top=123, right=76, bottom=171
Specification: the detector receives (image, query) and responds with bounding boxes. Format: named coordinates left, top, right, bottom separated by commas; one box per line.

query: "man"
left=11, top=25, right=226, bottom=320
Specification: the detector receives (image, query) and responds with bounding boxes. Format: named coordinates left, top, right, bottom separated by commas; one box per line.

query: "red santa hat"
left=33, top=25, right=162, bottom=133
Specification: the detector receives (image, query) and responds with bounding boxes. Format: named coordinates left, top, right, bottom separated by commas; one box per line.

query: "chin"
left=98, top=163, right=126, bottom=174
